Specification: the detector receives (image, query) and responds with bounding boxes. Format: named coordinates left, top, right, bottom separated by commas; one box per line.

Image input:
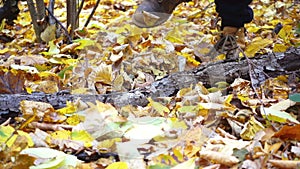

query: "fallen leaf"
left=240, top=116, right=265, bottom=140
left=261, top=106, right=299, bottom=124
left=269, top=159, right=300, bottom=169
left=106, top=162, right=128, bottom=169
left=200, top=150, right=239, bottom=166
left=245, top=38, right=273, bottom=57
left=171, top=158, right=196, bottom=169
left=273, top=124, right=300, bottom=141
left=20, top=147, right=81, bottom=168
left=0, top=69, right=26, bottom=94
left=41, top=24, right=56, bottom=43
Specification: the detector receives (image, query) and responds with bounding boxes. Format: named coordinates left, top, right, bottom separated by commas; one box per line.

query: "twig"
left=48, top=0, right=55, bottom=25
left=240, top=48, right=276, bottom=130
left=75, top=0, right=85, bottom=24
left=84, top=0, right=101, bottom=27
left=45, top=7, right=73, bottom=43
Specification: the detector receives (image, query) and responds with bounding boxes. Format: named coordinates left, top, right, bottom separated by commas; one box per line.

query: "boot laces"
left=215, top=35, right=238, bottom=54
left=212, top=34, right=239, bottom=60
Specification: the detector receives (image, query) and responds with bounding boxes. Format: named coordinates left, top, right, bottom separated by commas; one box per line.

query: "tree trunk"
left=67, top=0, right=78, bottom=39
left=26, top=0, right=46, bottom=42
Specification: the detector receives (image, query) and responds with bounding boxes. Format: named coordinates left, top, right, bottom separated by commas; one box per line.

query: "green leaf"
left=167, top=118, right=188, bottom=130
left=178, top=106, right=198, bottom=113
left=149, top=164, right=171, bottom=169
left=41, top=40, right=60, bottom=56
left=296, top=23, right=300, bottom=34
left=262, top=106, right=299, bottom=124
left=20, top=147, right=80, bottom=168
left=0, top=126, right=14, bottom=143
left=148, top=98, right=170, bottom=116
left=21, top=147, right=65, bottom=159
left=58, top=66, right=73, bottom=78
left=73, top=39, right=95, bottom=50
left=233, top=148, right=249, bottom=161
left=289, top=93, right=300, bottom=102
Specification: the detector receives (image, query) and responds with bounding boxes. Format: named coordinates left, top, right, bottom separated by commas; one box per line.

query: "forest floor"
left=0, top=0, right=300, bottom=168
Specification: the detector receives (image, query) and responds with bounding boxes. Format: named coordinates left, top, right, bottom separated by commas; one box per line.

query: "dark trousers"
left=215, top=0, right=253, bottom=29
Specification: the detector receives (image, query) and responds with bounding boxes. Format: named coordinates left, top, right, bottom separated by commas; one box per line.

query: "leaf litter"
left=0, top=0, right=300, bottom=168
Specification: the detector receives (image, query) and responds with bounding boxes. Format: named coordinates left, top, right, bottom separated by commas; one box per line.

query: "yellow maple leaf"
left=278, top=25, right=292, bottom=43
left=273, top=43, right=288, bottom=52
left=245, top=37, right=273, bottom=57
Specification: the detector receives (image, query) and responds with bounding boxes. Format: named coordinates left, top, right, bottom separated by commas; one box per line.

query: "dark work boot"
left=132, top=0, right=191, bottom=28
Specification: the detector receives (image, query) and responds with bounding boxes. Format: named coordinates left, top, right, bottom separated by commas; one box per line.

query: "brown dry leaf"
left=80, top=101, right=123, bottom=140
left=60, top=42, right=81, bottom=53
left=261, top=127, right=276, bottom=142
left=6, top=55, right=49, bottom=66
left=261, top=78, right=290, bottom=99
left=29, top=80, right=59, bottom=94
left=273, top=124, right=300, bottom=141
left=200, top=150, right=239, bottom=166
left=180, top=126, right=205, bottom=146
left=207, top=137, right=250, bottom=156
left=20, top=100, right=56, bottom=121
left=92, top=63, right=112, bottom=85
left=0, top=69, right=26, bottom=94
left=29, top=122, right=73, bottom=131
left=269, top=160, right=300, bottom=169
left=230, top=78, right=253, bottom=96
left=268, top=142, right=282, bottom=154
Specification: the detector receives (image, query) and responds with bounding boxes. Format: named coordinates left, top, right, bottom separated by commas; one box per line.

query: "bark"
left=26, top=0, right=48, bottom=42
left=0, top=47, right=299, bottom=119
left=67, top=0, right=78, bottom=39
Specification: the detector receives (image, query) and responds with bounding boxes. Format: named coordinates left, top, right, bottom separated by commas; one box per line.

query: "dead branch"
left=0, top=47, right=299, bottom=117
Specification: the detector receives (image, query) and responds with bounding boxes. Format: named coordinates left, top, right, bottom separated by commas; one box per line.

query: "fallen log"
left=0, top=47, right=299, bottom=121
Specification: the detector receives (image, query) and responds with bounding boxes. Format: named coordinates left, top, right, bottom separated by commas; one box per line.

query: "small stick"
left=45, top=7, right=73, bottom=43
left=84, top=0, right=101, bottom=28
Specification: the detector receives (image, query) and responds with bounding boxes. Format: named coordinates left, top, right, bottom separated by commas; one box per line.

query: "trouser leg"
left=215, top=0, right=253, bottom=29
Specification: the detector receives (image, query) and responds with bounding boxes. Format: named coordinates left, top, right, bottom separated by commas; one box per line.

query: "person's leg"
left=131, top=0, right=253, bottom=49
left=215, top=0, right=253, bottom=48
left=132, top=0, right=191, bottom=28
left=215, top=0, right=253, bottom=29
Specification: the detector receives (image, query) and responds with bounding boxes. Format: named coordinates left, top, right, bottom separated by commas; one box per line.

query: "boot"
left=222, top=26, right=246, bottom=49
left=132, top=0, right=191, bottom=28
left=212, top=26, right=246, bottom=60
